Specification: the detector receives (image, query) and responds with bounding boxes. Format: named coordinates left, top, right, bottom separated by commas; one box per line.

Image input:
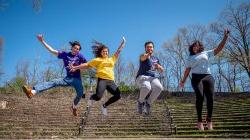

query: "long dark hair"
left=69, top=41, right=81, bottom=50
left=189, top=40, right=204, bottom=56
left=91, top=40, right=109, bottom=58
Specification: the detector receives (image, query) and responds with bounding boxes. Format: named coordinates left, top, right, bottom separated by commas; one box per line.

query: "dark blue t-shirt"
left=58, top=51, right=87, bottom=78
left=136, top=55, right=160, bottom=78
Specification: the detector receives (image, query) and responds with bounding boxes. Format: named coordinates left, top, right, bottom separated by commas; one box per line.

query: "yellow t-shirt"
left=87, top=55, right=117, bottom=80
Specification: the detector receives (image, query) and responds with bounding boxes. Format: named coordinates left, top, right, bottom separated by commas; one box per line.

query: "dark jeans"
left=34, top=76, right=84, bottom=106
left=90, top=78, right=121, bottom=107
left=191, top=74, right=215, bottom=122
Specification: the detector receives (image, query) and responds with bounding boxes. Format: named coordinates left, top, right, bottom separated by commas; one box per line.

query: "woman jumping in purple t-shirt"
left=22, top=34, right=87, bottom=116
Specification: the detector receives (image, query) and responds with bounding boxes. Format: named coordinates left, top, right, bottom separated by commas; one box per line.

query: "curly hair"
left=91, top=40, right=109, bottom=58
left=189, top=40, right=204, bottom=56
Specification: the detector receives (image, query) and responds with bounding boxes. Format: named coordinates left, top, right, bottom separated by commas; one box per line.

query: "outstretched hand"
left=120, top=36, right=126, bottom=49
left=68, top=63, right=77, bottom=72
left=122, top=36, right=126, bottom=44
left=114, top=36, right=126, bottom=57
left=224, top=29, right=230, bottom=37
left=179, top=81, right=184, bottom=88
left=37, top=34, right=44, bottom=42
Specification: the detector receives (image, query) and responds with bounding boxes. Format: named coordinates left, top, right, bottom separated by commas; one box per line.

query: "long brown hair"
left=91, top=40, right=109, bottom=58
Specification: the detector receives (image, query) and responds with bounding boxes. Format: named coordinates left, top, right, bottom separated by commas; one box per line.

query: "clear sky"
left=0, top=0, right=247, bottom=85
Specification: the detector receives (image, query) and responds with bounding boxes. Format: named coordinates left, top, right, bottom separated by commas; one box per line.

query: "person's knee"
left=114, top=89, right=121, bottom=99
left=196, top=98, right=204, bottom=105
left=76, top=88, right=84, bottom=97
left=141, top=84, right=151, bottom=92
left=157, top=84, right=164, bottom=92
left=115, top=93, right=121, bottom=100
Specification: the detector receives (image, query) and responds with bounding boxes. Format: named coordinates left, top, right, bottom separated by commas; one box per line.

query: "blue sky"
left=0, top=0, right=247, bottom=85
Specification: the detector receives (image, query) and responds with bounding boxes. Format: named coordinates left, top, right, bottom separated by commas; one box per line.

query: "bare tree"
left=41, top=55, right=64, bottom=82
left=163, top=25, right=208, bottom=91
left=124, top=61, right=137, bottom=86
left=219, top=61, right=238, bottom=92
left=115, top=55, right=124, bottom=84
left=30, top=56, right=41, bottom=86
left=211, top=2, right=250, bottom=79
left=154, top=51, right=171, bottom=91
left=15, top=60, right=30, bottom=85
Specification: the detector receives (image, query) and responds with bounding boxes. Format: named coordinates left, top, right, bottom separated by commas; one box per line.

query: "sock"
left=31, top=90, right=37, bottom=95
left=72, top=103, right=77, bottom=109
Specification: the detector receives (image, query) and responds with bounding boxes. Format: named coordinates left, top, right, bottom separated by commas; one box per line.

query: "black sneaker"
left=137, top=101, right=144, bottom=114
left=82, top=94, right=85, bottom=98
left=145, top=102, right=151, bottom=115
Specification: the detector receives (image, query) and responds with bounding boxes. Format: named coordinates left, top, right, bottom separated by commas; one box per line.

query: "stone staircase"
left=167, top=93, right=250, bottom=138
left=0, top=91, right=170, bottom=139
left=80, top=94, right=170, bottom=138
left=1, top=90, right=250, bottom=139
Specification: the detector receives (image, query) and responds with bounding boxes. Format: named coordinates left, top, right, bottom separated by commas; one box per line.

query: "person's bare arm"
left=37, top=34, right=58, bottom=56
left=140, top=53, right=150, bottom=61
left=214, top=29, right=230, bottom=56
left=180, top=68, right=191, bottom=88
left=114, top=37, right=126, bottom=58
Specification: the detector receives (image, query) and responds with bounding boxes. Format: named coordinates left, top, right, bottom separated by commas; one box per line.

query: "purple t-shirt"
left=58, top=51, right=87, bottom=78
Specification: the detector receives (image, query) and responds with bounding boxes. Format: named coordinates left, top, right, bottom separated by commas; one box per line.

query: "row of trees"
left=1, top=2, right=249, bottom=93
left=114, top=2, right=250, bottom=92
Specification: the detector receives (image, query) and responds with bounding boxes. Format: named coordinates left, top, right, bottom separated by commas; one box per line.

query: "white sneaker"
left=197, top=122, right=204, bottom=131
left=87, top=99, right=93, bottom=107
left=207, top=122, right=213, bottom=130
left=101, top=105, right=108, bottom=116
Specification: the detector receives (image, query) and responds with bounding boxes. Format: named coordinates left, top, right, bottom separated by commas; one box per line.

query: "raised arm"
left=114, top=37, right=126, bottom=58
left=37, top=34, right=58, bottom=56
left=214, top=29, right=230, bottom=56
left=180, top=68, right=191, bottom=88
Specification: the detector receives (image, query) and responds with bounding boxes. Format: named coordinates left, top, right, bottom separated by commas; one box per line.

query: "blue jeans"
left=33, top=76, right=84, bottom=106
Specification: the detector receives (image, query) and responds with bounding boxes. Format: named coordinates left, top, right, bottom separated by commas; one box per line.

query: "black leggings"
left=90, top=78, right=121, bottom=107
left=191, top=74, right=215, bottom=122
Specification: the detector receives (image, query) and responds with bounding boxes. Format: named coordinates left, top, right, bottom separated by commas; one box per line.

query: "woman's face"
left=192, top=43, right=200, bottom=54
left=71, top=45, right=80, bottom=55
left=145, top=43, right=154, bottom=54
left=101, top=48, right=109, bottom=58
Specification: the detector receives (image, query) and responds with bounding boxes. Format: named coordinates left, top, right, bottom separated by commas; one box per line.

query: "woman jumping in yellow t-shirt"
left=70, top=37, right=126, bottom=116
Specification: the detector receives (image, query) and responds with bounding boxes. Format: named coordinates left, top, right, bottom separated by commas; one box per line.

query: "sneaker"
left=71, top=106, right=77, bottom=116
left=197, top=122, right=204, bottom=131
left=207, top=121, right=213, bottom=130
left=82, top=94, right=85, bottom=99
left=137, top=101, right=144, bottom=114
left=22, top=85, right=33, bottom=99
left=145, top=102, right=151, bottom=115
left=87, top=99, right=93, bottom=107
left=101, top=105, right=108, bottom=116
